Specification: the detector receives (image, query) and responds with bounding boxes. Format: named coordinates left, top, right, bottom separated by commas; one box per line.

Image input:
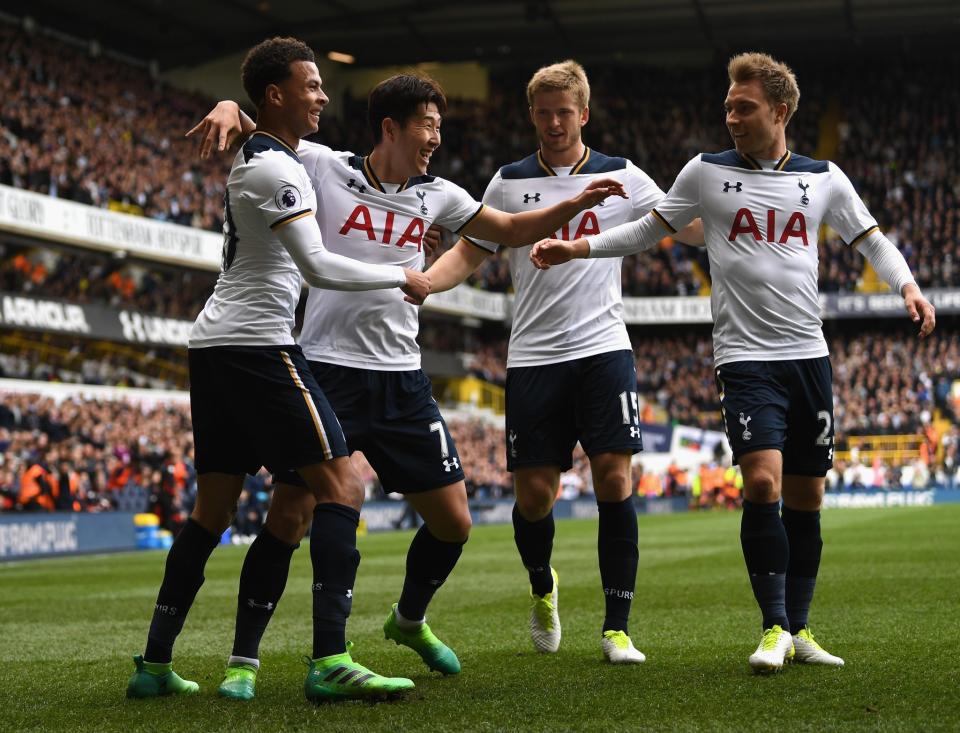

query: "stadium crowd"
left=0, top=241, right=216, bottom=321
left=831, top=55, right=960, bottom=291
left=4, top=320, right=957, bottom=520
left=0, top=24, right=229, bottom=232
left=0, top=340, right=185, bottom=390
left=0, top=392, right=194, bottom=526
left=1, top=22, right=959, bottom=527
left=3, top=21, right=957, bottom=299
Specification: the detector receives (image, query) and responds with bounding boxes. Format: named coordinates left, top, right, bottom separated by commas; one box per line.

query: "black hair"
left=367, top=74, right=447, bottom=143
left=241, top=36, right=315, bottom=108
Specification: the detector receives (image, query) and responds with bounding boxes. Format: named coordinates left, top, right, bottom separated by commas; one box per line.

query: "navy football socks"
left=232, top=527, right=298, bottom=660
left=512, top=504, right=556, bottom=597
left=397, top=524, right=466, bottom=622
left=144, top=518, right=220, bottom=663
left=740, top=499, right=790, bottom=631
left=310, top=503, right=361, bottom=659
left=782, top=505, right=823, bottom=633
left=597, top=497, right=639, bottom=634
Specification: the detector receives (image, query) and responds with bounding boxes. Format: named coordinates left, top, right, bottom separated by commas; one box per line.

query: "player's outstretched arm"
left=529, top=238, right=589, bottom=270
left=276, top=215, right=430, bottom=303
left=531, top=210, right=678, bottom=269
left=461, top=177, right=627, bottom=247
left=425, top=239, right=492, bottom=293
left=855, top=231, right=935, bottom=337
left=902, top=283, right=936, bottom=338
left=186, top=100, right=255, bottom=159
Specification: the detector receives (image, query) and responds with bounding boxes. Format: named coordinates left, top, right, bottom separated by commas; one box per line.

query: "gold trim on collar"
left=536, top=150, right=558, bottom=177
left=774, top=151, right=792, bottom=171
left=742, top=153, right=763, bottom=171
left=570, top=147, right=591, bottom=175
left=251, top=131, right=299, bottom=158
left=362, top=156, right=386, bottom=192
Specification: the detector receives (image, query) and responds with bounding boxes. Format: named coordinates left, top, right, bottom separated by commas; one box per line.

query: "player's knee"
left=319, top=472, right=364, bottom=511
left=743, top=472, right=779, bottom=503
left=265, top=505, right=310, bottom=544
left=595, top=468, right=632, bottom=502
left=447, top=512, right=472, bottom=543
left=310, top=471, right=365, bottom=510
left=515, top=487, right=554, bottom=521
left=191, top=504, right=235, bottom=536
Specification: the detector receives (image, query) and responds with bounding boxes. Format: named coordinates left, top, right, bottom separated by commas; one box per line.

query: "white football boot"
left=530, top=567, right=561, bottom=653
left=601, top=630, right=647, bottom=664
left=748, top=625, right=795, bottom=673
left=792, top=627, right=844, bottom=666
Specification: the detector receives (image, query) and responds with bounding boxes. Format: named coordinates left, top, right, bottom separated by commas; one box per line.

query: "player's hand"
left=903, top=283, right=936, bottom=338
left=423, top=224, right=444, bottom=263
left=186, top=101, right=243, bottom=160
left=529, top=238, right=589, bottom=270
left=401, top=268, right=431, bottom=305
left=576, top=177, right=628, bottom=208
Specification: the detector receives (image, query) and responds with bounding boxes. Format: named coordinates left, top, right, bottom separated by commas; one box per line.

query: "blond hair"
left=526, top=60, right=590, bottom=109
left=727, top=52, right=800, bottom=123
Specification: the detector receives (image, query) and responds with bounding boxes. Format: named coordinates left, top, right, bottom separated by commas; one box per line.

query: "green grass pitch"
left=2, top=505, right=959, bottom=732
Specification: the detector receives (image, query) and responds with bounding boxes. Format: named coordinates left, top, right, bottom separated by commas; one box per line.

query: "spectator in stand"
left=0, top=392, right=195, bottom=516
left=0, top=241, right=216, bottom=321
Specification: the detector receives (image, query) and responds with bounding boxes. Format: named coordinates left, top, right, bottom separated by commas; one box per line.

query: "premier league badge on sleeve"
left=275, top=185, right=302, bottom=210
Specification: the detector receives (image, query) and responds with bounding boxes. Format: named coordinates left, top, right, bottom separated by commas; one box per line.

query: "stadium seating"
left=0, top=24, right=229, bottom=232
left=2, top=22, right=958, bottom=525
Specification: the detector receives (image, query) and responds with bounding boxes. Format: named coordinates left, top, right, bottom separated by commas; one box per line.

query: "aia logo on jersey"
left=274, top=185, right=302, bottom=210
left=339, top=205, right=426, bottom=251
left=553, top=211, right=601, bottom=241
left=728, top=208, right=809, bottom=246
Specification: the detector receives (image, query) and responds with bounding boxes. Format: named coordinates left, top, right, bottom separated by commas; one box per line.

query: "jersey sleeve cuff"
left=270, top=209, right=314, bottom=230
left=650, top=208, right=676, bottom=234
left=453, top=204, right=485, bottom=234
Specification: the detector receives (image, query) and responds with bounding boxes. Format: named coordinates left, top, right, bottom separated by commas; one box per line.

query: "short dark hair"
left=241, top=36, right=315, bottom=108
left=367, top=74, right=447, bottom=143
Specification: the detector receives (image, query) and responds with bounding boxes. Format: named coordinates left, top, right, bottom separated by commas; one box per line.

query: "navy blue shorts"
left=189, top=345, right=348, bottom=477
left=504, top=350, right=643, bottom=472
left=714, top=357, right=834, bottom=476
left=275, top=363, right=464, bottom=494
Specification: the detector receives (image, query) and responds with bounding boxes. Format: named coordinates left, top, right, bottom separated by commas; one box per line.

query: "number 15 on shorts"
left=620, top=391, right=641, bottom=439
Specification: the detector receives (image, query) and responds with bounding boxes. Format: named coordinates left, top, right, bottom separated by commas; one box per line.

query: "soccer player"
left=425, top=60, right=702, bottom=663
left=190, top=74, right=627, bottom=698
left=530, top=52, right=936, bottom=673
left=126, top=37, right=431, bottom=703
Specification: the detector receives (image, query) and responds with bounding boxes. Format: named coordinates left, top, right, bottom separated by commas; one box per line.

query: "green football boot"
left=126, top=654, right=200, bottom=698
left=217, top=661, right=259, bottom=700
left=303, top=644, right=415, bottom=703
left=383, top=603, right=461, bottom=675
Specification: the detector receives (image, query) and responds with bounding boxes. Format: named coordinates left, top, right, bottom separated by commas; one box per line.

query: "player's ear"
left=381, top=117, right=396, bottom=142
left=580, top=106, right=589, bottom=127
left=264, top=83, right=282, bottom=108
left=774, top=101, right=788, bottom=125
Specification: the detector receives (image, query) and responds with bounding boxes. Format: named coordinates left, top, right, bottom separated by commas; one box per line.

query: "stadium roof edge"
left=4, top=1, right=959, bottom=71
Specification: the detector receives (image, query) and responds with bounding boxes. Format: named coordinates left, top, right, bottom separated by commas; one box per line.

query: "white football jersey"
left=190, top=132, right=316, bottom=348
left=296, top=142, right=483, bottom=370
left=469, top=149, right=665, bottom=367
left=650, top=150, right=878, bottom=365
